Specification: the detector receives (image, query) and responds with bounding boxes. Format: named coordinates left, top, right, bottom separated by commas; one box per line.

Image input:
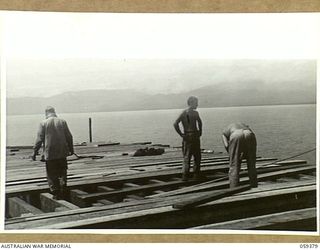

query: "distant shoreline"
left=6, top=102, right=316, bottom=116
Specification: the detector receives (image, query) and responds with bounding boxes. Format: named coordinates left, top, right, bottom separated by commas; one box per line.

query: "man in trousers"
left=32, top=106, right=74, bottom=199
left=222, top=123, right=258, bottom=188
left=174, top=96, right=203, bottom=181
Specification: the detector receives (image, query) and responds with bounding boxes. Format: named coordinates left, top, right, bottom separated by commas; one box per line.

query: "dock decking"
left=5, top=143, right=317, bottom=230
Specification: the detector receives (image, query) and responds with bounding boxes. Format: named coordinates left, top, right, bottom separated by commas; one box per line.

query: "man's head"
left=45, top=106, right=56, bottom=118
left=187, top=96, right=198, bottom=109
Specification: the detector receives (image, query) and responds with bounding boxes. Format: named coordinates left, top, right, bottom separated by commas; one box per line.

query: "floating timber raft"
left=5, top=142, right=317, bottom=231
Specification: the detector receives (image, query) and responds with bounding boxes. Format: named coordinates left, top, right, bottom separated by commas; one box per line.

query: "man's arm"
left=33, top=123, right=44, bottom=160
left=197, top=113, right=202, bottom=136
left=173, top=113, right=184, bottom=138
left=221, top=134, right=229, bottom=153
left=64, top=122, right=74, bottom=155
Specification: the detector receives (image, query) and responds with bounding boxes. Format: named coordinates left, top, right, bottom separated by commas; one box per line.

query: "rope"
left=261, top=148, right=316, bottom=166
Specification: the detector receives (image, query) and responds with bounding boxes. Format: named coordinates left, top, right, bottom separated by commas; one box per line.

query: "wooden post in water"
left=89, top=118, right=92, bottom=143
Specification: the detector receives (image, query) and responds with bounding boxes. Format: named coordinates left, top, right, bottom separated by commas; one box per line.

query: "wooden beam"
left=191, top=207, right=316, bottom=231
left=149, top=165, right=316, bottom=198
left=277, top=160, right=307, bottom=166
left=123, top=183, right=140, bottom=188
left=6, top=157, right=277, bottom=188
left=40, top=193, right=79, bottom=212
left=5, top=183, right=316, bottom=229
left=173, top=185, right=251, bottom=209
left=78, top=179, right=198, bottom=204
left=69, top=189, right=89, bottom=208
left=31, top=186, right=316, bottom=229
left=7, top=197, right=43, bottom=218
left=7, top=178, right=313, bottom=225
left=6, top=160, right=309, bottom=198
left=97, top=186, right=115, bottom=192
left=97, top=199, right=115, bottom=205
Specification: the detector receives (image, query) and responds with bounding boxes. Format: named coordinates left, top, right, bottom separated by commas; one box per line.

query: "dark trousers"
left=182, top=135, right=201, bottom=179
left=45, top=158, right=68, bottom=196
left=228, top=130, right=257, bottom=188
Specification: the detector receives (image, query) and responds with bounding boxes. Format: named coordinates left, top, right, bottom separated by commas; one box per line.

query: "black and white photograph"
left=1, top=11, right=319, bottom=232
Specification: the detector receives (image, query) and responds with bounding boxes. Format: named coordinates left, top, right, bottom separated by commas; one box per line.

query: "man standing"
left=222, top=122, right=258, bottom=188
left=32, top=106, right=74, bottom=199
left=174, top=96, right=202, bottom=181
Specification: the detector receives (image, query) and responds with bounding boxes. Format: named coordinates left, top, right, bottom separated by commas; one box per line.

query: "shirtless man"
left=174, top=96, right=202, bottom=181
left=222, top=122, right=258, bottom=188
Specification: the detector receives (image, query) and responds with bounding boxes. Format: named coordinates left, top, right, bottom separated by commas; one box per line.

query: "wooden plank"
left=5, top=179, right=314, bottom=228
left=40, top=193, right=79, bottom=212
left=125, top=195, right=144, bottom=200
left=78, top=179, right=202, bottom=204
left=78, top=180, right=197, bottom=205
left=5, top=183, right=316, bottom=229
left=298, top=174, right=316, bottom=181
left=6, top=164, right=224, bottom=196
left=97, top=186, right=115, bottom=192
left=69, top=189, right=88, bottom=208
left=92, top=203, right=104, bottom=207
left=7, top=156, right=276, bottom=186
left=5, top=159, right=305, bottom=197
left=30, top=186, right=316, bottom=229
left=123, top=183, right=140, bottom=188
left=148, top=165, right=315, bottom=198
left=97, top=199, right=115, bottom=205
left=7, top=197, right=43, bottom=218
left=54, top=207, right=69, bottom=212
left=173, top=185, right=251, bottom=209
left=191, top=207, right=316, bottom=230
left=277, top=160, right=307, bottom=166
left=148, top=179, right=166, bottom=184
left=7, top=178, right=314, bottom=224
left=5, top=156, right=275, bottom=183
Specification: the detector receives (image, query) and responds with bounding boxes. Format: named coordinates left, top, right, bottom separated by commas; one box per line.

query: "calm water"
left=7, top=104, right=316, bottom=164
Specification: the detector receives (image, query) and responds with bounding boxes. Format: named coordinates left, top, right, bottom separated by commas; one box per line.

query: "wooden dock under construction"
left=5, top=142, right=317, bottom=231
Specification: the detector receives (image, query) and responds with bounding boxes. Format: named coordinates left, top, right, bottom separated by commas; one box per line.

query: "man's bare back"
left=173, top=96, right=202, bottom=138
left=176, top=108, right=201, bottom=134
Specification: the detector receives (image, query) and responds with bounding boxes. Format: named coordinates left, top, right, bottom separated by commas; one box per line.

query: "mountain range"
left=7, top=81, right=316, bottom=115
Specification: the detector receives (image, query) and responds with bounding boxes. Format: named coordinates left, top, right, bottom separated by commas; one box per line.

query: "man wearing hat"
left=32, top=106, right=74, bottom=199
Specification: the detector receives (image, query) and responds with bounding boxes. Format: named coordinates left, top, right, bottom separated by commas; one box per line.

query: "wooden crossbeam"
left=69, top=189, right=89, bottom=208
left=7, top=197, right=43, bottom=218
left=191, top=207, right=316, bottom=231
left=123, top=183, right=140, bottom=188
left=27, top=185, right=316, bottom=229
left=97, top=199, right=115, bottom=205
left=40, top=193, right=79, bottom=212
left=6, top=157, right=276, bottom=184
left=5, top=179, right=315, bottom=229
left=148, top=165, right=315, bottom=198
left=79, top=179, right=200, bottom=205
left=97, top=186, right=115, bottom=192
left=172, top=185, right=251, bottom=209
left=5, top=158, right=303, bottom=197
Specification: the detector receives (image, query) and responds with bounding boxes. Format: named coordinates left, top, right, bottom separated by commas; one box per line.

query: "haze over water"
left=7, top=104, right=316, bottom=165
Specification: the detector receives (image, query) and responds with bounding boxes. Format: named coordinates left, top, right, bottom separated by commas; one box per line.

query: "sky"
left=2, top=12, right=320, bottom=98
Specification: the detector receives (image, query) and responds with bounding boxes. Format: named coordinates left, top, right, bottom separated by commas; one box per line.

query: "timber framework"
left=5, top=142, right=317, bottom=230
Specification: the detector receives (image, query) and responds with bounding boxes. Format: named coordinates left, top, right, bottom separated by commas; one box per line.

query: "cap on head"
left=45, top=106, right=56, bottom=115
left=187, top=96, right=198, bottom=107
